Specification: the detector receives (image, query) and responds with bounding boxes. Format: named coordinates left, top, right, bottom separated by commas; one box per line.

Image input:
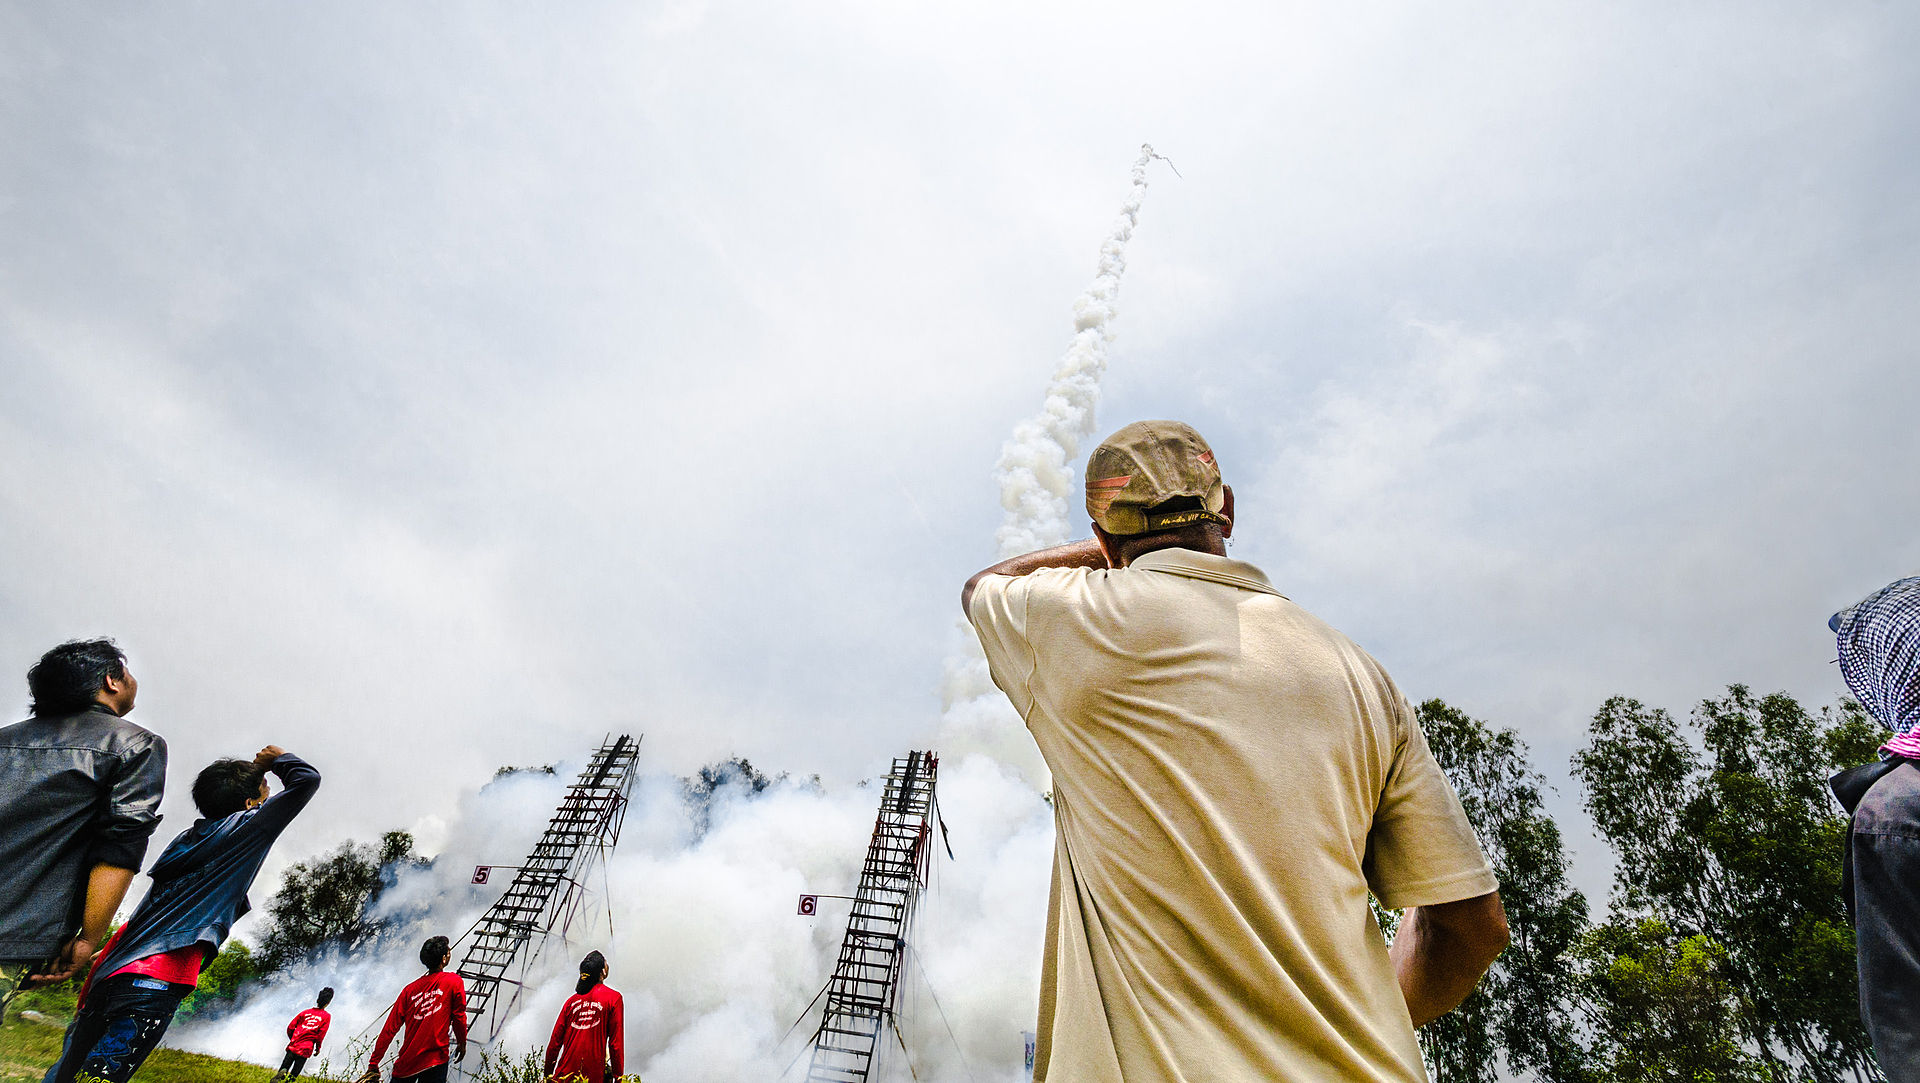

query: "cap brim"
left=1829, top=611, right=1844, bottom=633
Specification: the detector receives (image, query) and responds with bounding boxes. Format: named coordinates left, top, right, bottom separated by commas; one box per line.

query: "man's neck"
left=1118, top=536, right=1226, bottom=567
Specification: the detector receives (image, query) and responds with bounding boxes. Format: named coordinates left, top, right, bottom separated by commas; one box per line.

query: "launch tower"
left=455, top=733, right=642, bottom=1043
left=803, top=750, right=941, bottom=1083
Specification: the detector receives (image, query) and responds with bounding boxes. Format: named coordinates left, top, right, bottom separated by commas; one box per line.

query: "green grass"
left=0, top=992, right=613, bottom=1083
left=1, top=987, right=315, bottom=1083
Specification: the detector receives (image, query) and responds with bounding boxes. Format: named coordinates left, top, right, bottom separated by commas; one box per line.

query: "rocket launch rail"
left=453, top=732, right=642, bottom=1045
left=801, top=750, right=942, bottom=1083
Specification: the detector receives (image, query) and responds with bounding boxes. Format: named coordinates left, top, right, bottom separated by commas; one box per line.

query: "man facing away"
left=43, top=743, right=321, bottom=1083
left=963, top=420, right=1509, bottom=1083
left=544, top=950, right=625, bottom=1083
left=0, top=639, right=164, bottom=1018
left=364, top=935, right=468, bottom=1083
left=274, top=986, right=335, bottom=1081
left=1831, top=575, right=1920, bottom=1082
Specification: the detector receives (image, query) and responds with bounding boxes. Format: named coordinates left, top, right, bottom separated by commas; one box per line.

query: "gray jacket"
left=0, top=706, right=167, bottom=963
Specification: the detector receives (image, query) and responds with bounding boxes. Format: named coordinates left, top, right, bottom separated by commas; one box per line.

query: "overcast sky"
left=4, top=2, right=1918, bottom=906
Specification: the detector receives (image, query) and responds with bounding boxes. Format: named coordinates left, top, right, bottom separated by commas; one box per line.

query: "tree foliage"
left=1414, top=699, right=1591, bottom=1083
left=1572, top=687, right=1883, bottom=1082
left=682, top=757, right=783, bottom=839
left=254, top=830, right=417, bottom=973
left=177, top=940, right=257, bottom=1017
left=1410, top=688, right=1882, bottom=1081
left=1577, top=919, right=1773, bottom=1083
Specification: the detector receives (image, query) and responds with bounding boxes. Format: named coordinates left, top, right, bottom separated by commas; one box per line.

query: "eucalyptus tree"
left=1573, top=688, right=1884, bottom=1082
left=1411, top=699, right=1592, bottom=1083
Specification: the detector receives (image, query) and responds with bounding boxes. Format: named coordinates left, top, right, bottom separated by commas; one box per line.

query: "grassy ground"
left=0, top=986, right=297, bottom=1083
left=0, top=992, right=604, bottom=1083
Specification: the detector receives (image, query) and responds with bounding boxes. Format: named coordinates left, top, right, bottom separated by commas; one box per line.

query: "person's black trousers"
left=41, top=973, right=194, bottom=1083
left=275, top=1050, right=309, bottom=1078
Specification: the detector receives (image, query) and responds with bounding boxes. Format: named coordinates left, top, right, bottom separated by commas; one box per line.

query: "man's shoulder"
left=0, top=710, right=161, bottom=754
left=978, top=565, right=1096, bottom=594
left=968, top=565, right=1094, bottom=622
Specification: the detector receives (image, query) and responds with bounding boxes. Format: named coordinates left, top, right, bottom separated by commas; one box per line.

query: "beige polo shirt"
left=968, top=548, right=1496, bottom=1083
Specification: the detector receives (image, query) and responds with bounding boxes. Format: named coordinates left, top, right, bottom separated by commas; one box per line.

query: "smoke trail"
left=942, top=144, right=1171, bottom=779
left=992, top=144, right=1169, bottom=558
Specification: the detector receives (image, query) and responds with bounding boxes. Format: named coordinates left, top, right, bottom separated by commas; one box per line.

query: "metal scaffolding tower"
left=804, top=750, right=940, bottom=1083
left=455, top=733, right=642, bottom=1043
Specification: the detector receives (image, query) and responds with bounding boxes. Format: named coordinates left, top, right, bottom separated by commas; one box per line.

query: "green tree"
left=1414, top=700, right=1592, bottom=1083
left=177, top=940, right=257, bottom=1017
left=1573, top=688, right=1883, bottom=1082
left=255, top=830, right=417, bottom=973
left=682, top=757, right=778, bottom=839
left=1576, top=918, right=1773, bottom=1082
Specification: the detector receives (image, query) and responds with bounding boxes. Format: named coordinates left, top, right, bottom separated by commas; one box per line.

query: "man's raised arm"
left=960, top=539, right=1109, bottom=615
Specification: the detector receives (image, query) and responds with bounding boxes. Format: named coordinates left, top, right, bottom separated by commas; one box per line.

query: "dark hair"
left=1110, top=497, right=1224, bottom=564
left=27, top=639, right=127, bottom=716
left=421, top=935, right=451, bottom=970
left=576, top=950, right=606, bottom=995
left=316, top=987, right=334, bottom=1008
left=192, top=759, right=266, bottom=818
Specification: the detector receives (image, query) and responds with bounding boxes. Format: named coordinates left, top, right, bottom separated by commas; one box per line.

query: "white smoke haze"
left=174, top=754, right=1053, bottom=1082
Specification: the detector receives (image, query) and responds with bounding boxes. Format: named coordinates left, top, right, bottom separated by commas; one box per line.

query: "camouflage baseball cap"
left=1084, top=420, right=1227, bottom=536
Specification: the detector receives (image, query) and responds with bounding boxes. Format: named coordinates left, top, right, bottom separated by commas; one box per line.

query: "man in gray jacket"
left=0, top=639, right=166, bottom=1016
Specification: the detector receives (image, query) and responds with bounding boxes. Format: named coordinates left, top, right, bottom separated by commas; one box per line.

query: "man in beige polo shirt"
left=963, top=420, right=1509, bottom=1082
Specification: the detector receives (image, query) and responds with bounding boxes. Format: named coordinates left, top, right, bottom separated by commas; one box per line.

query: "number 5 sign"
left=797, top=894, right=818, bottom=916
left=472, top=867, right=491, bottom=885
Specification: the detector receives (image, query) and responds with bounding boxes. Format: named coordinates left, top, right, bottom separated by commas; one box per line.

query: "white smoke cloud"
left=173, top=755, right=1053, bottom=1083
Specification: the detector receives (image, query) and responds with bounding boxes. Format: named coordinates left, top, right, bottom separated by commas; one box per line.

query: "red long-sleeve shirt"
left=370, top=971, right=467, bottom=1078
left=286, top=1006, right=331, bottom=1057
left=543, top=983, right=624, bottom=1083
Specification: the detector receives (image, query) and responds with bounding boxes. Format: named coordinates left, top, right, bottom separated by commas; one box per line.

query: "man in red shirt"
left=364, top=936, right=467, bottom=1083
left=273, top=986, right=333, bottom=1080
left=543, top=950, right=624, bottom=1083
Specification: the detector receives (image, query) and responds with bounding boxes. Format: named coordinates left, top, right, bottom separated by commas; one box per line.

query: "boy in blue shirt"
left=44, top=744, right=320, bottom=1083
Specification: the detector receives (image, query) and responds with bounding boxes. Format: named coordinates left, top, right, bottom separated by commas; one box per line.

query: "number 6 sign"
left=797, top=894, right=818, bottom=916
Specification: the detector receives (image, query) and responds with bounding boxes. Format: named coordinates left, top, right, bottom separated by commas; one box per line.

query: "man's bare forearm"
left=1390, top=892, right=1509, bottom=1027
left=961, top=539, right=1109, bottom=614
left=80, top=863, right=135, bottom=943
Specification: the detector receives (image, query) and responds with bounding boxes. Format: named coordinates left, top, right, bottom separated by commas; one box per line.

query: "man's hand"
left=26, top=863, right=136, bottom=985
left=25, top=933, right=96, bottom=986
left=255, top=745, right=287, bottom=766
left=354, top=1067, right=381, bottom=1083
left=455, top=1042, right=468, bottom=1063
